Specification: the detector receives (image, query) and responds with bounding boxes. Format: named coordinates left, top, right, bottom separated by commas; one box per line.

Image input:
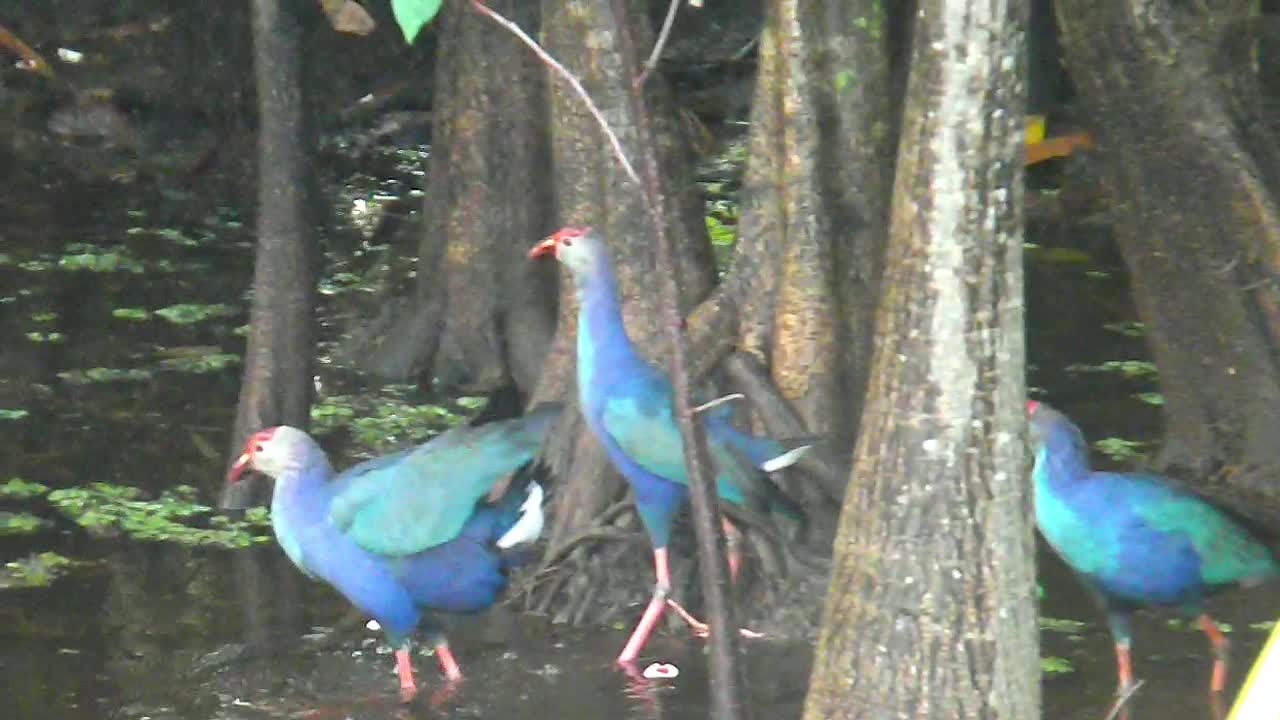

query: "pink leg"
left=395, top=648, right=417, bottom=703
left=617, top=548, right=674, bottom=664
left=722, top=518, right=743, bottom=583
left=434, top=641, right=464, bottom=682
left=1199, top=614, right=1230, bottom=694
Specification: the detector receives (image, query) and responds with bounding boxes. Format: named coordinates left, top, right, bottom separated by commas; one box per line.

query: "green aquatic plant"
left=47, top=483, right=273, bottom=548
left=1093, top=437, right=1148, bottom=464
left=1039, top=617, right=1088, bottom=635
left=0, top=409, right=30, bottom=421
left=0, top=478, right=50, bottom=499
left=1066, top=360, right=1159, bottom=380
left=156, top=351, right=240, bottom=374
left=58, top=367, right=153, bottom=385
left=154, top=303, right=238, bottom=325
left=311, top=389, right=488, bottom=455
left=1, top=552, right=90, bottom=589
left=26, top=331, right=65, bottom=344
left=1040, top=656, right=1075, bottom=675
left=112, top=307, right=151, bottom=321
left=0, top=512, right=50, bottom=536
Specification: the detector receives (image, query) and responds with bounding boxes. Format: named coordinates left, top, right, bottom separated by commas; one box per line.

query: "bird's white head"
left=226, top=425, right=313, bottom=483
left=528, top=226, right=603, bottom=278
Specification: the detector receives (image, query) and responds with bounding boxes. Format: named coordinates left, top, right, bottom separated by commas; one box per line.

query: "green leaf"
left=392, top=0, right=443, bottom=44
left=0, top=409, right=30, bottom=421
left=113, top=307, right=151, bottom=321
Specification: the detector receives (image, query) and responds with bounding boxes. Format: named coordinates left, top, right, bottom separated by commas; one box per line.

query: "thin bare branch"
left=693, top=393, right=745, bottom=414
left=635, top=0, right=680, bottom=88
left=469, top=0, right=641, bottom=187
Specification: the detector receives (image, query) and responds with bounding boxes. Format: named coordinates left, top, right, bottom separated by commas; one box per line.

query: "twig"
left=693, top=393, right=744, bottom=414
left=469, top=0, right=641, bottom=187
left=634, top=0, right=680, bottom=89
left=1102, top=679, right=1145, bottom=720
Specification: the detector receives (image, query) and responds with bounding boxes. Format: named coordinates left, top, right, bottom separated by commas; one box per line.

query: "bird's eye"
left=255, top=444, right=264, bottom=453
left=562, top=239, right=573, bottom=247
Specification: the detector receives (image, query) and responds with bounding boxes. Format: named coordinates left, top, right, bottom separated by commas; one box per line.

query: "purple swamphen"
left=530, top=226, right=810, bottom=664
left=1028, top=400, right=1277, bottom=695
left=225, top=405, right=559, bottom=701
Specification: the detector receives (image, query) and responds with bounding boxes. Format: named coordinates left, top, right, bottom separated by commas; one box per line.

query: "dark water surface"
left=3, top=87, right=1280, bottom=720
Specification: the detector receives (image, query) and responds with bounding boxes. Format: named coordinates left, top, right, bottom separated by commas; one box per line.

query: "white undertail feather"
left=760, top=445, right=811, bottom=474
left=496, top=482, right=544, bottom=549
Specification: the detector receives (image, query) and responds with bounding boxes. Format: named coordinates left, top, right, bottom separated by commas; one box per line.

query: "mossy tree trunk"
left=802, top=0, right=1039, bottom=717
left=1054, top=0, right=1280, bottom=524
left=344, top=0, right=557, bottom=395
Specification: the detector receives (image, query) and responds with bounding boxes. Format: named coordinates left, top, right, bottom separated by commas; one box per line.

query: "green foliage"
left=0, top=409, right=30, bottom=421
left=47, top=483, right=272, bottom=548
left=1, top=552, right=88, bottom=589
left=1040, top=656, right=1075, bottom=675
left=154, top=303, right=238, bottom=325
left=1133, top=392, right=1164, bottom=406
left=0, top=512, right=50, bottom=536
left=0, top=478, right=50, bottom=499
left=25, top=331, right=65, bottom=344
left=58, top=248, right=147, bottom=273
left=1093, top=437, right=1148, bottom=463
left=30, top=311, right=58, bottom=323
left=392, top=0, right=443, bottom=44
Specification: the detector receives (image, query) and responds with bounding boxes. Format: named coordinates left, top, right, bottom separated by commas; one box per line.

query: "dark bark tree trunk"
left=340, top=0, right=556, bottom=396
left=1054, top=0, right=1280, bottom=524
left=222, top=0, right=318, bottom=508
left=802, top=1, right=1039, bottom=717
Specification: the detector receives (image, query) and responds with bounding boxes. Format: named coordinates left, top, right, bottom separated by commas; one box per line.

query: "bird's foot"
left=399, top=682, right=418, bottom=705
left=665, top=598, right=764, bottom=640
left=428, top=679, right=463, bottom=709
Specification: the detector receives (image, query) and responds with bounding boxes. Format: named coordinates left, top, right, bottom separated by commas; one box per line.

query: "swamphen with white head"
left=1028, top=400, right=1277, bottom=696
left=225, top=405, right=558, bottom=701
left=530, top=226, right=810, bottom=664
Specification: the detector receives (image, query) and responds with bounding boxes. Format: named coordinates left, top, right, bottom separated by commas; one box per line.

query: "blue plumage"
left=531, top=227, right=809, bottom=663
left=226, top=405, right=557, bottom=700
left=1029, top=400, right=1277, bottom=695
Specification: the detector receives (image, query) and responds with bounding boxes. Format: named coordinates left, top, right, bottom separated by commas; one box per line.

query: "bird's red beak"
left=529, top=235, right=558, bottom=259
left=1026, top=400, right=1040, bottom=415
left=227, top=452, right=252, bottom=483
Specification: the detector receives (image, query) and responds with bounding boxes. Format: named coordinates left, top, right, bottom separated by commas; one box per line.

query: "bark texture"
left=802, top=1, right=1039, bottom=717
left=343, top=0, right=556, bottom=395
left=1054, top=0, right=1280, bottom=524
left=223, top=0, right=317, bottom=507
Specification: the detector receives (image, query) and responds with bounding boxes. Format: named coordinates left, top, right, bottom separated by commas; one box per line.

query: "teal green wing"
left=328, top=405, right=561, bottom=556
left=1130, top=474, right=1278, bottom=586
left=599, top=374, right=752, bottom=506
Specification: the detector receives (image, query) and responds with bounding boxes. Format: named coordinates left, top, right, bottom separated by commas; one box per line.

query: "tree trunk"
left=341, top=0, right=556, bottom=395
left=222, top=0, right=318, bottom=508
left=1054, top=0, right=1280, bottom=525
left=525, top=0, right=716, bottom=625
left=702, top=0, right=901, bottom=520
left=803, top=1, right=1039, bottom=717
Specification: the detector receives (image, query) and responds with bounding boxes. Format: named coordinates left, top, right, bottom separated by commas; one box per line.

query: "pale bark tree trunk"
left=803, top=1, right=1039, bottom=717
left=1054, top=0, right=1280, bottom=527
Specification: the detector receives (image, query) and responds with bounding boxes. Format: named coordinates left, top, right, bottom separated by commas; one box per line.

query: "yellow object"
left=1026, top=114, right=1047, bottom=145
left=1229, top=620, right=1280, bottom=719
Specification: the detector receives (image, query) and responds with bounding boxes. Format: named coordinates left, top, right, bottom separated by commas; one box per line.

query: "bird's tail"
left=496, top=481, right=545, bottom=550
